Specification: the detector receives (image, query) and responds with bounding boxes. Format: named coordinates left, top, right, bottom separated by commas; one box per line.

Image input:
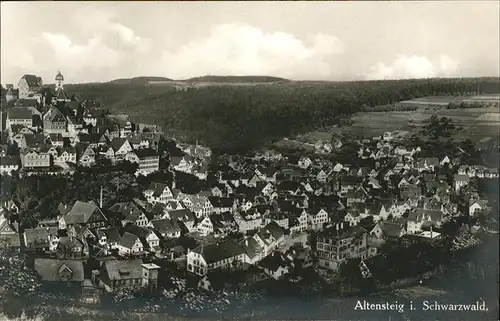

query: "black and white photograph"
left=0, top=1, right=499, bottom=321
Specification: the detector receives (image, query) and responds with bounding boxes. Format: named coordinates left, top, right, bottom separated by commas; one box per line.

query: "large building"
left=316, top=223, right=368, bottom=272
left=18, top=75, right=42, bottom=99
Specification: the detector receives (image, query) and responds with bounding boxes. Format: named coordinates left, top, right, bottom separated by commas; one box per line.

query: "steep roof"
left=118, top=232, right=140, bottom=248
left=34, top=259, right=84, bottom=282
left=64, top=201, right=105, bottom=225
left=150, top=218, right=181, bottom=235
left=192, top=239, right=245, bottom=264
left=21, top=75, right=42, bottom=87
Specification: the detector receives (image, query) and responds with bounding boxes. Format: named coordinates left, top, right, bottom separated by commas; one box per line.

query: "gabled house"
left=407, top=209, right=444, bottom=234
left=116, top=232, right=146, bottom=256
left=148, top=218, right=181, bottom=239
left=76, top=143, right=96, bottom=167
left=110, top=138, right=133, bottom=161
left=170, top=155, right=194, bottom=173
left=34, top=259, right=84, bottom=283
left=144, top=182, right=174, bottom=205
left=18, top=74, right=42, bottom=99
left=58, top=200, right=108, bottom=230
left=43, top=107, right=67, bottom=134
left=208, top=196, right=236, bottom=214
left=187, top=239, right=248, bottom=276
left=308, top=208, right=329, bottom=231
left=258, top=251, right=292, bottom=280
left=109, top=201, right=153, bottom=227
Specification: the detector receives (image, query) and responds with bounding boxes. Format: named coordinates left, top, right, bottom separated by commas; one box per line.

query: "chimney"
left=100, top=186, right=103, bottom=208
left=341, top=222, right=344, bottom=230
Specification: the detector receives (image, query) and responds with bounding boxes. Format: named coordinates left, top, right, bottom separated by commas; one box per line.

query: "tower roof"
left=55, top=71, right=64, bottom=81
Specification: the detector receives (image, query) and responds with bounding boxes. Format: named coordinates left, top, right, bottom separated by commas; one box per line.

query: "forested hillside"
left=67, top=77, right=500, bottom=153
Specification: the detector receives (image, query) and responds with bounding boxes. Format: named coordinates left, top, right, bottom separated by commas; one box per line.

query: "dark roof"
left=65, top=201, right=105, bottom=225
left=150, top=219, right=181, bottom=235
left=192, top=239, right=245, bottom=264
left=135, top=148, right=158, bottom=158
left=168, top=209, right=195, bottom=222
left=147, top=182, right=170, bottom=197
left=110, top=138, right=128, bottom=152
left=0, top=155, right=19, bottom=166
left=34, top=259, right=84, bottom=282
left=21, top=75, right=42, bottom=87
left=319, top=225, right=367, bottom=240
left=8, top=107, right=33, bottom=120
left=208, top=196, right=234, bottom=208
left=119, top=232, right=140, bottom=248
left=259, top=251, right=290, bottom=272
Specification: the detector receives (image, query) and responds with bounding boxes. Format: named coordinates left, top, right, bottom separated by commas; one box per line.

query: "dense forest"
left=67, top=77, right=500, bottom=153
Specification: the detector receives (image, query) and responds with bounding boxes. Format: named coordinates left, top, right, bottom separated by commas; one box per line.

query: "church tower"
left=55, top=71, right=64, bottom=91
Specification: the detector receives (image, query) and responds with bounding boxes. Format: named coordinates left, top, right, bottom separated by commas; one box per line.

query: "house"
left=149, top=218, right=181, bottom=238
left=23, top=228, right=51, bottom=253
left=316, top=223, right=368, bottom=272
left=170, top=155, right=194, bottom=173
left=126, top=133, right=150, bottom=150
left=20, top=147, right=51, bottom=168
left=208, top=196, right=236, bottom=214
left=339, top=176, right=362, bottom=194
left=370, top=221, right=406, bottom=240
left=144, top=182, right=174, bottom=205
left=308, top=208, right=329, bottom=231
left=187, top=239, right=248, bottom=276
left=56, top=236, right=88, bottom=258
left=298, top=156, right=312, bottom=169
left=454, top=171, right=471, bottom=188
left=0, top=156, right=19, bottom=175
left=134, top=148, right=160, bottom=176
left=252, top=222, right=286, bottom=258
left=179, top=194, right=213, bottom=219
left=0, top=213, right=20, bottom=247
left=164, top=209, right=197, bottom=232
left=76, top=143, right=96, bottom=167
left=58, top=201, right=108, bottom=230
left=116, top=232, right=145, bottom=256
left=18, top=74, right=42, bottom=99
left=406, top=209, right=444, bottom=234
left=469, top=200, right=490, bottom=216
left=53, top=146, right=77, bottom=166
left=97, top=259, right=160, bottom=292
left=108, top=138, right=132, bottom=161
left=43, top=107, right=67, bottom=134
left=258, top=252, right=291, bottom=280
left=109, top=201, right=152, bottom=227
left=6, top=108, right=35, bottom=129
left=416, top=158, right=439, bottom=172
left=96, top=228, right=121, bottom=250
left=343, top=212, right=361, bottom=227
left=235, top=209, right=264, bottom=234
left=34, top=259, right=84, bottom=283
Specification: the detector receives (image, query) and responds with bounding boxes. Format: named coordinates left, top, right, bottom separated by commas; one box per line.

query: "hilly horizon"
left=105, top=75, right=289, bottom=85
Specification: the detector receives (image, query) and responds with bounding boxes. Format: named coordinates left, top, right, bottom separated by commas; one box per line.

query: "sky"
left=1, top=1, right=499, bottom=84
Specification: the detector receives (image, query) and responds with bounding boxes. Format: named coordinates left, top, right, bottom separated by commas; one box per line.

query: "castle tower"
left=55, top=71, right=64, bottom=91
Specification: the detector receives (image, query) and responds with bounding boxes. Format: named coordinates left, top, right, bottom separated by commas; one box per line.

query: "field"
left=399, top=96, right=460, bottom=106
left=296, top=103, right=499, bottom=144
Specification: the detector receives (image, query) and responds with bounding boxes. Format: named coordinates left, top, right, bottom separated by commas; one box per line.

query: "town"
left=0, top=72, right=499, bottom=316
